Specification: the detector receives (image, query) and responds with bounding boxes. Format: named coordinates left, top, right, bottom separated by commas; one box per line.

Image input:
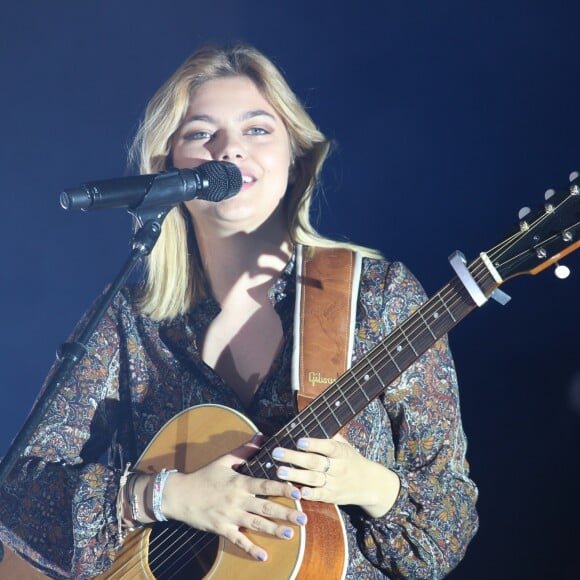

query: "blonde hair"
left=131, top=44, right=381, bottom=321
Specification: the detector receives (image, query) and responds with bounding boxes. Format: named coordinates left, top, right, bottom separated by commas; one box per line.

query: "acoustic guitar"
left=2, top=173, right=579, bottom=578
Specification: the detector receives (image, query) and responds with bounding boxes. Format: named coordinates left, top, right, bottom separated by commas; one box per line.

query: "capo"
left=449, top=250, right=511, bottom=307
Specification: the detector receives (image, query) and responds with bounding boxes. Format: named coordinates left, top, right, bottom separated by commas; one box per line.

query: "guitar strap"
left=292, top=244, right=362, bottom=412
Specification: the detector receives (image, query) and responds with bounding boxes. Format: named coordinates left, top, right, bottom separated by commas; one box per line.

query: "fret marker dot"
left=335, top=400, right=341, bottom=407
left=433, top=312, right=439, bottom=319
left=266, top=462, right=273, bottom=469
left=397, top=345, right=402, bottom=352
left=290, top=422, right=296, bottom=429
left=364, top=374, right=370, bottom=381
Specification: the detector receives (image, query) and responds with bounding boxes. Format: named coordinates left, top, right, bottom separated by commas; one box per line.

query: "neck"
left=192, top=211, right=293, bottom=307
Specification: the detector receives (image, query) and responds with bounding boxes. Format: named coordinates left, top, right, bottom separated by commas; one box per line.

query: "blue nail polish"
left=283, top=528, right=293, bottom=538
left=279, top=467, right=289, bottom=477
left=257, top=552, right=266, bottom=561
left=296, top=514, right=307, bottom=525
left=272, top=448, right=284, bottom=459
left=291, top=489, right=301, bottom=499
left=297, top=438, right=309, bottom=449
left=302, top=488, right=310, bottom=498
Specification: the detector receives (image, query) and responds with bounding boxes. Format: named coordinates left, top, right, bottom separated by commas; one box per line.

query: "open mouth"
left=240, top=174, right=257, bottom=190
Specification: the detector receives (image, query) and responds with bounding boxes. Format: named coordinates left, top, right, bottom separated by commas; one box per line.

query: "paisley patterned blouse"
left=0, top=256, right=478, bottom=578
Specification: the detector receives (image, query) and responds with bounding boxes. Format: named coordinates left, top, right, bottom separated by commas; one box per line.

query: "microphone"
left=60, top=161, right=243, bottom=211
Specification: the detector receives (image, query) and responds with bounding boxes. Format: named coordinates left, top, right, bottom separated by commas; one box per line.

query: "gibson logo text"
left=308, top=371, right=335, bottom=386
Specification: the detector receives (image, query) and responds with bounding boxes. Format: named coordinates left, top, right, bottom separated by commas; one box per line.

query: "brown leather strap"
left=293, top=245, right=361, bottom=411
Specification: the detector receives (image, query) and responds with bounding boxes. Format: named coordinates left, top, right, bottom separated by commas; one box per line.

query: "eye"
left=183, top=130, right=212, bottom=141
left=246, top=127, right=269, bottom=136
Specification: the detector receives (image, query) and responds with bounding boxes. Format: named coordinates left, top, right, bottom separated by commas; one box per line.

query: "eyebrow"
left=239, top=109, right=276, bottom=122
left=182, top=109, right=277, bottom=126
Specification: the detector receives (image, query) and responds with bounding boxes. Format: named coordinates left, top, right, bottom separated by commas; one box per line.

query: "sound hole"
left=148, top=522, right=219, bottom=579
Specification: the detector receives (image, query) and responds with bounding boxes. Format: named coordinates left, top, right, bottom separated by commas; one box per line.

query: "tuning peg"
left=518, top=206, right=531, bottom=231
left=554, top=263, right=571, bottom=279
left=570, top=171, right=580, bottom=195
left=544, top=188, right=556, bottom=200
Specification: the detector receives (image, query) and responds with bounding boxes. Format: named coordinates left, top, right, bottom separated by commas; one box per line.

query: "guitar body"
left=0, top=405, right=347, bottom=579
left=101, top=404, right=348, bottom=579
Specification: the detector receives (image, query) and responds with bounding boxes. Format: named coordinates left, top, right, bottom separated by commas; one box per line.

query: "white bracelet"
left=152, top=468, right=177, bottom=522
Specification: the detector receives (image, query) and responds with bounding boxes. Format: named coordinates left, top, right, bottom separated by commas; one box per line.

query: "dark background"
left=1, top=1, right=579, bottom=578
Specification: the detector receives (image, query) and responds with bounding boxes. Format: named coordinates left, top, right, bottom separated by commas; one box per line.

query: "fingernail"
left=272, top=448, right=284, bottom=459
left=296, top=514, right=307, bottom=525
left=279, top=467, right=289, bottom=477
left=256, top=551, right=267, bottom=561
left=297, top=438, right=309, bottom=450
left=251, top=432, right=263, bottom=443
left=283, top=528, right=293, bottom=538
left=291, top=489, right=301, bottom=499
left=302, top=488, right=311, bottom=498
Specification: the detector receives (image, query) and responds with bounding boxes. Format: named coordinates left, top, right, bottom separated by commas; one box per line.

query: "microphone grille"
left=199, top=161, right=243, bottom=202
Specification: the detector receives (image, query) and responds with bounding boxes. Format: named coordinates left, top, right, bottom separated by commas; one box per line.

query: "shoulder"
left=360, top=257, right=426, bottom=300
left=357, top=257, right=430, bottom=337
left=92, top=284, right=162, bottom=335
left=101, top=284, right=141, bottom=319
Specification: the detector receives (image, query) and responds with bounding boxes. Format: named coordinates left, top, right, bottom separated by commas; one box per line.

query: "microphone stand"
left=0, top=190, right=175, bottom=488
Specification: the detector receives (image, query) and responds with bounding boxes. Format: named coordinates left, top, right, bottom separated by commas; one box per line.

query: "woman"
left=0, top=44, right=478, bottom=578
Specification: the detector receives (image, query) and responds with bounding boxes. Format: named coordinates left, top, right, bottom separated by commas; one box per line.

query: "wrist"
left=360, top=461, right=401, bottom=518
left=159, top=470, right=185, bottom=521
left=131, top=473, right=156, bottom=524
left=152, top=468, right=178, bottom=522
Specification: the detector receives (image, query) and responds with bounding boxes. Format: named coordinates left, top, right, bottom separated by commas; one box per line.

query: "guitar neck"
left=239, top=255, right=500, bottom=480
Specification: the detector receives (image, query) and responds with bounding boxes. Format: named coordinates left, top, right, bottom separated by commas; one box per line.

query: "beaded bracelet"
left=152, top=468, right=177, bottom=522
left=117, top=464, right=145, bottom=536
left=117, top=463, right=133, bottom=536
left=127, top=473, right=146, bottom=528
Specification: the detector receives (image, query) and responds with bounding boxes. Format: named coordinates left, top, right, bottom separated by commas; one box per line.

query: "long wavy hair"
left=130, top=44, right=380, bottom=321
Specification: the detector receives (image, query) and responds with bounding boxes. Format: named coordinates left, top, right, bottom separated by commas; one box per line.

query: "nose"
left=212, top=131, right=245, bottom=161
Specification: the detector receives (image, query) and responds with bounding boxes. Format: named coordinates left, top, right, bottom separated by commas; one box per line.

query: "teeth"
left=242, top=175, right=253, bottom=183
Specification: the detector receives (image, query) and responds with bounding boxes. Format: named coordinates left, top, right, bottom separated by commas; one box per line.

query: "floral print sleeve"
left=0, top=296, right=131, bottom=578
left=343, top=259, right=479, bottom=578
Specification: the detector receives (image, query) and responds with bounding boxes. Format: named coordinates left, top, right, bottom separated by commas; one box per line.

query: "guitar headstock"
left=488, top=172, right=580, bottom=281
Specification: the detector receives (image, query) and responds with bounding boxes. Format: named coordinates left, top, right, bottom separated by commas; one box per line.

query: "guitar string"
left=128, top=526, right=194, bottom=578
left=148, top=525, right=205, bottom=577
left=486, top=192, right=579, bottom=270
left=109, top=192, right=576, bottom=577
left=105, top=519, right=213, bottom=577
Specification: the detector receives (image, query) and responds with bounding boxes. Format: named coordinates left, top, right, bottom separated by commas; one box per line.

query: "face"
left=172, top=76, right=293, bottom=234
